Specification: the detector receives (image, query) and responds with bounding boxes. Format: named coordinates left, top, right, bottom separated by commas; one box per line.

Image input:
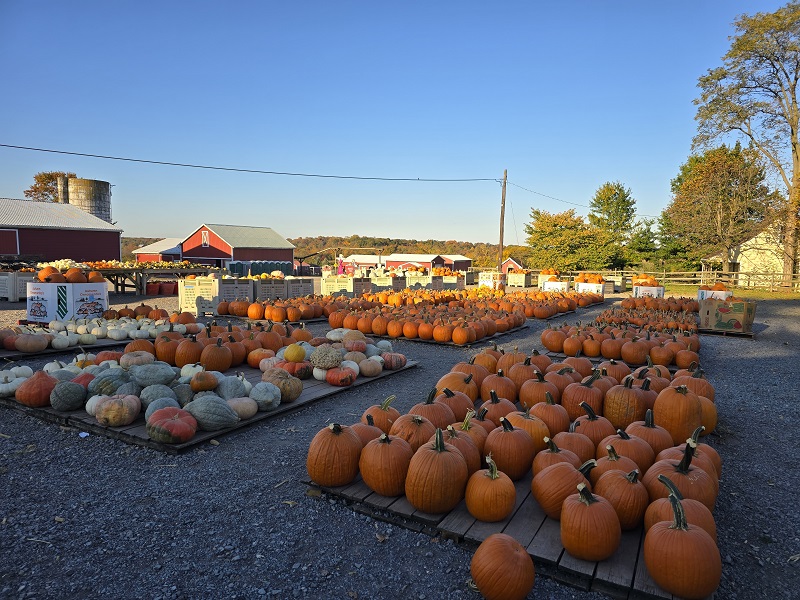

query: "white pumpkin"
left=106, top=328, right=129, bottom=341
left=50, top=334, right=71, bottom=350
left=180, top=363, right=205, bottom=378
left=44, top=360, right=68, bottom=373
left=79, top=333, right=98, bottom=345
left=75, top=351, right=97, bottom=363
left=65, top=320, right=78, bottom=333
left=48, top=320, right=66, bottom=332
left=128, top=328, right=150, bottom=340
left=66, top=332, right=81, bottom=346
left=236, top=373, right=253, bottom=395
left=0, top=376, right=24, bottom=397
left=340, top=360, right=360, bottom=376
left=85, top=394, right=105, bottom=416
left=11, top=365, right=34, bottom=378
left=90, top=326, right=108, bottom=339
left=76, top=324, right=92, bottom=335
left=313, top=367, right=328, bottom=381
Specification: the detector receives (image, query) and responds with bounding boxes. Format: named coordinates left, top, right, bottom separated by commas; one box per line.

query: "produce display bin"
left=285, top=278, right=314, bottom=298
left=478, top=272, right=505, bottom=290
left=542, top=280, right=570, bottom=292
left=321, top=277, right=372, bottom=297
left=697, top=289, right=733, bottom=301
left=574, top=281, right=614, bottom=296
left=179, top=279, right=219, bottom=315
left=0, top=272, right=18, bottom=302
left=632, top=285, right=665, bottom=298
left=465, top=272, right=476, bottom=285
left=406, top=275, right=443, bottom=290
left=442, top=276, right=465, bottom=290
left=254, top=279, right=288, bottom=300
left=506, top=273, right=533, bottom=287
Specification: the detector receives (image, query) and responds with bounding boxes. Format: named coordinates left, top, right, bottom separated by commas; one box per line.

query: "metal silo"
left=66, top=178, right=112, bottom=223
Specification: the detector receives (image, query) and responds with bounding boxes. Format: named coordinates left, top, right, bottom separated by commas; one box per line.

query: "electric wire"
left=0, top=144, right=496, bottom=182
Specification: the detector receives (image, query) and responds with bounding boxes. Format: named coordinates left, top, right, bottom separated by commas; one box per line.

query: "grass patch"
left=662, top=284, right=799, bottom=301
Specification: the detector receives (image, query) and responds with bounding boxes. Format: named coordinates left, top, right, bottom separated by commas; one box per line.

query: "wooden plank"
left=436, top=499, right=475, bottom=540
left=337, top=478, right=374, bottom=502
left=630, top=533, right=672, bottom=600
left=527, top=517, right=564, bottom=567
left=502, top=493, right=548, bottom=548
left=592, top=528, right=643, bottom=597
left=556, top=550, right=596, bottom=591
left=0, top=338, right=128, bottom=361
left=362, top=492, right=402, bottom=510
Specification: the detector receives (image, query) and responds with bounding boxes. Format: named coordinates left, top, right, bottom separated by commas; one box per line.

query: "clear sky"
left=0, top=1, right=789, bottom=245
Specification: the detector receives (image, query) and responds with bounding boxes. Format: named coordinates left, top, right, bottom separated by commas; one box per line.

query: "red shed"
left=133, top=238, right=183, bottom=263
left=501, top=257, right=525, bottom=274
left=0, top=198, right=121, bottom=262
left=180, top=224, right=294, bottom=268
left=441, top=254, right=473, bottom=272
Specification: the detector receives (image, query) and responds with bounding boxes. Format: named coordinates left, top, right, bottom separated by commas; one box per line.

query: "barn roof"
left=343, top=254, right=383, bottom=263
left=385, top=253, right=443, bottom=262
left=185, top=224, right=295, bottom=249
left=0, top=198, right=122, bottom=232
left=441, top=254, right=472, bottom=262
left=132, top=238, right=183, bottom=255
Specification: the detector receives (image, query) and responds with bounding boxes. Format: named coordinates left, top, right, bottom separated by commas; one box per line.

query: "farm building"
left=703, top=221, right=798, bottom=286
left=133, top=238, right=183, bottom=263
left=441, top=254, right=473, bottom=271
left=384, top=254, right=447, bottom=271
left=0, top=197, right=121, bottom=262
left=180, top=224, right=295, bottom=268
left=342, top=254, right=385, bottom=268
left=501, top=257, right=525, bottom=274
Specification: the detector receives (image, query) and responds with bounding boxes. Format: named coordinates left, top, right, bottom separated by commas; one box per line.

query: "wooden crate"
left=0, top=272, right=18, bottom=301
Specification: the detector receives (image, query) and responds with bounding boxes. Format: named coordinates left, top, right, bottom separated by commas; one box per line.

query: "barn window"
left=201, top=231, right=209, bottom=247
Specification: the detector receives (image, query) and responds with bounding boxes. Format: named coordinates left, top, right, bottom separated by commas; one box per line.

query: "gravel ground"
left=1, top=293, right=799, bottom=600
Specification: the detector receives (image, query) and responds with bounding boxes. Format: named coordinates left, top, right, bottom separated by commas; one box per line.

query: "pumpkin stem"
left=535, top=371, right=547, bottom=383
left=484, top=454, right=501, bottom=480
left=442, top=387, right=456, bottom=398
left=489, top=389, right=501, bottom=404
left=476, top=407, right=491, bottom=422
left=578, top=459, right=597, bottom=478
left=615, top=429, right=631, bottom=440
left=499, top=417, right=514, bottom=432
left=580, top=370, right=601, bottom=388
left=545, top=391, right=556, bottom=405
left=365, top=414, right=375, bottom=427
left=676, top=439, right=697, bottom=474
left=605, top=444, right=621, bottom=461
left=432, top=428, right=448, bottom=452
left=657, top=474, right=685, bottom=500
left=329, top=423, right=343, bottom=434
left=460, top=409, right=476, bottom=431
left=689, top=426, right=706, bottom=443
left=625, top=469, right=640, bottom=484
left=380, top=395, right=397, bottom=411
left=577, top=482, right=599, bottom=506
left=667, top=493, right=689, bottom=531
left=580, top=401, right=600, bottom=420
left=377, top=433, right=393, bottom=445
left=544, top=436, right=561, bottom=453
left=425, top=387, right=438, bottom=404
left=644, top=408, right=656, bottom=428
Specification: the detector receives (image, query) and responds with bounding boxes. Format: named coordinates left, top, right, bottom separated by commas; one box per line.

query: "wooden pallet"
left=0, top=338, right=129, bottom=361
left=697, top=328, right=754, bottom=339
left=368, top=324, right=530, bottom=348
left=0, top=361, right=417, bottom=454
left=305, top=472, right=713, bottom=600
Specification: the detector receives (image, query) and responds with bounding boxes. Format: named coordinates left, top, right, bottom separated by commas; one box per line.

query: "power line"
left=0, top=144, right=497, bottom=183
left=506, top=179, right=661, bottom=219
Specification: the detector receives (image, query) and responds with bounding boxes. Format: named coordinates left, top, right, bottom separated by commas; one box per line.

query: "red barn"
left=0, top=198, right=121, bottom=262
left=501, top=257, right=525, bottom=274
left=180, top=224, right=294, bottom=268
left=133, top=238, right=183, bottom=263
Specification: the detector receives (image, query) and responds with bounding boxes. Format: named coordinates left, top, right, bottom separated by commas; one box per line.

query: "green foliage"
left=523, top=209, right=616, bottom=271
left=625, top=219, right=659, bottom=266
left=694, top=1, right=800, bottom=279
left=662, top=144, right=779, bottom=268
left=24, top=171, right=77, bottom=203
left=588, top=181, right=637, bottom=240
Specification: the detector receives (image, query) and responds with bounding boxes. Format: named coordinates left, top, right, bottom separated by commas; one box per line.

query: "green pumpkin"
left=184, top=396, right=240, bottom=431
left=145, top=397, right=181, bottom=422
left=130, top=362, right=177, bottom=387
left=139, top=384, right=178, bottom=408
left=49, top=381, right=87, bottom=411
left=249, top=382, right=281, bottom=412
left=87, top=370, right=130, bottom=396
left=215, top=376, right=247, bottom=400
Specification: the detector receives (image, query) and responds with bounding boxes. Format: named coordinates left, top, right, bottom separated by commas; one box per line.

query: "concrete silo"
left=56, top=177, right=113, bottom=223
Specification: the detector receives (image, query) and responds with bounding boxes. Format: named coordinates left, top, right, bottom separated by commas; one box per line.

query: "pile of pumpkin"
left=619, top=295, right=700, bottom=313
left=594, top=307, right=700, bottom=334
left=35, top=265, right=106, bottom=284
left=540, top=322, right=701, bottom=367
left=2, top=305, right=201, bottom=353
left=307, top=344, right=722, bottom=599
left=9, top=326, right=408, bottom=444
left=632, top=274, right=660, bottom=287
left=574, top=272, right=605, bottom=284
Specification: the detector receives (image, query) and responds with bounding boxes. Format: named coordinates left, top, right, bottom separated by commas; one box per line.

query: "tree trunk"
left=785, top=173, right=800, bottom=288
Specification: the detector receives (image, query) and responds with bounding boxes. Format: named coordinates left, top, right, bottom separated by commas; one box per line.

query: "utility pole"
left=497, top=169, right=507, bottom=272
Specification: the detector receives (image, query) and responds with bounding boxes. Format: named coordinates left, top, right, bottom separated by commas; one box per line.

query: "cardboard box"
left=542, top=280, right=570, bottom=292
left=697, top=289, right=733, bottom=301
left=632, top=285, right=665, bottom=298
left=26, top=282, right=108, bottom=323
left=699, top=299, right=756, bottom=333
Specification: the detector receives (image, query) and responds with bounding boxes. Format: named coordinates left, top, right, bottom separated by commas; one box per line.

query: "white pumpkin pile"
left=14, top=317, right=192, bottom=351
left=32, top=352, right=283, bottom=436
left=0, top=365, right=34, bottom=398
left=36, top=259, right=90, bottom=271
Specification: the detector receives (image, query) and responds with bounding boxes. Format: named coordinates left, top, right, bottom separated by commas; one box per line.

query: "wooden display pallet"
left=368, top=324, right=529, bottom=348
left=0, top=361, right=417, bottom=454
left=0, top=338, right=129, bottom=361
left=305, top=472, right=713, bottom=600
left=698, top=328, right=754, bottom=339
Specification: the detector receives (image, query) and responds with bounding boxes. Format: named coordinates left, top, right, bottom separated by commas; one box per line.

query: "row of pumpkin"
left=6, top=327, right=409, bottom=445
left=305, top=342, right=722, bottom=599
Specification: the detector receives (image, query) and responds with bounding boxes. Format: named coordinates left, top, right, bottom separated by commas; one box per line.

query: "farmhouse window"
left=201, top=231, right=209, bottom=247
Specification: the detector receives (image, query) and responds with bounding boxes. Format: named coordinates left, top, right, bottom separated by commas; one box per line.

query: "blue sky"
left=0, top=1, right=789, bottom=244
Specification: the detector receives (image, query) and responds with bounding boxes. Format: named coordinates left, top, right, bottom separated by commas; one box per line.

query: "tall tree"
left=588, top=181, right=637, bottom=240
left=663, top=144, right=779, bottom=270
left=625, top=219, right=659, bottom=266
left=524, top=209, right=616, bottom=271
left=694, top=1, right=800, bottom=285
left=23, top=171, right=76, bottom=202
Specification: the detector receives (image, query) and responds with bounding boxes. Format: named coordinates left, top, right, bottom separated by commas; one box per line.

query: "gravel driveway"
left=1, top=294, right=798, bottom=599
